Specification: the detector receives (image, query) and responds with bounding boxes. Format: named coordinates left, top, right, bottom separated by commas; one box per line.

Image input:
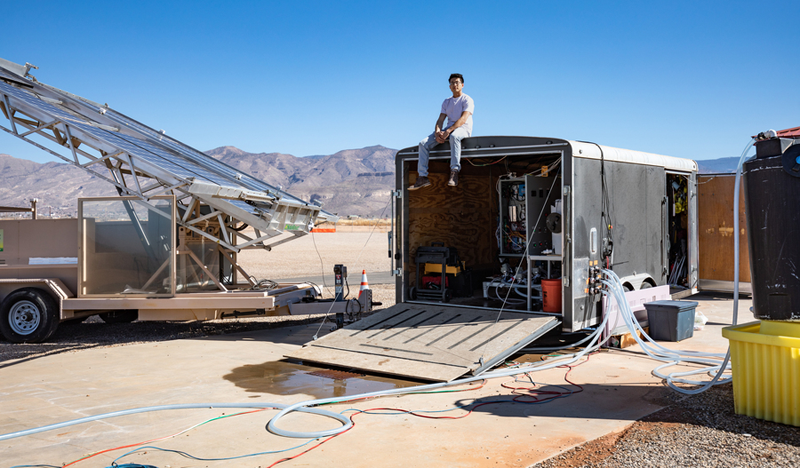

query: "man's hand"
left=435, top=129, right=450, bottom=144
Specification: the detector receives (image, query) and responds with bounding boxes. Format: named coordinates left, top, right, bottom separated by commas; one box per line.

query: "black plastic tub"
left=644, top=300, right=698, bottom=342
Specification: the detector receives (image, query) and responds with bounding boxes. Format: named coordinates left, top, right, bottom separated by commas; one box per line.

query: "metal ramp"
left=286, top=304, right=560, bottom=382
left=0, top=58, right=337, bottom=253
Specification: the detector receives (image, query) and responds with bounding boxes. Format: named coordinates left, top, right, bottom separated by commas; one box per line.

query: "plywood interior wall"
left=407, top=160, right=498, bottom=281
left=698, top=174, right=750, bottom=282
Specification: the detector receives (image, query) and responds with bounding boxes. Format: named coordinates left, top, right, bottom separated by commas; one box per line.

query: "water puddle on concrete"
left=223, top=360, right=418, bottom=399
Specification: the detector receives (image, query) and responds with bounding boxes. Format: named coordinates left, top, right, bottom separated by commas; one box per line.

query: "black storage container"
left=743, top=138, right=800, bottom=321
left=644, top=300, right=698, bottom=342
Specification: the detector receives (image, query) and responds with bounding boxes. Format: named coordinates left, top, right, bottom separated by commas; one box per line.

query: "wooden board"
left=407, top=163, right=497, bottom=282
left=697, top=174, right=750, bottom=283
left=286, top=304, right=559, bottom=382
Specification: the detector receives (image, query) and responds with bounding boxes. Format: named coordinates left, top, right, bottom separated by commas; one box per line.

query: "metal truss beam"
left=0, top=68, right=339, bottom=253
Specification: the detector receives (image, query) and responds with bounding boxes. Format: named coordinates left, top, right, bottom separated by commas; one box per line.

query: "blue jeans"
left=417, top=127, right=470, bottom=177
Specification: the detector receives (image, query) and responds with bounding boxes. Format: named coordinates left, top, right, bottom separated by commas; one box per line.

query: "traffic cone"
left=359, top=270, right=370, bottom=297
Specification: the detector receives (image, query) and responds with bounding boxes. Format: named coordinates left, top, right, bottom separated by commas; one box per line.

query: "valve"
left=587, top=266, right=605, bottom=296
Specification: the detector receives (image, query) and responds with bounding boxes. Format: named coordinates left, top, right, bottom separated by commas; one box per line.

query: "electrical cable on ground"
left=62, top=408, right=272, bottom=467
left=107, top=438, right=321, bottom=466
left=311, top=197, right=391, bottom=337
left=0, top=403, right=349, bottom=443
left=2, top=305, right=614, bottom=452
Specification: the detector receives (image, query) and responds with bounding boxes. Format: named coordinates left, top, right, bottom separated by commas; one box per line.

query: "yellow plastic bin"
left=722, top=320, right=800, bottom=427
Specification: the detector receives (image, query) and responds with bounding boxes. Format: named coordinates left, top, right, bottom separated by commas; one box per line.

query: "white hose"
left=599, top=138, right=755, bottom=395
left=0, top=402, right=350, bottom=442
left=492, top=282, right=526, bottom=305
left=267, top=297, right=615, bottom=438
left=600, top=269, right=732, bottom=393
left=0, top=307, right=613, bottom=442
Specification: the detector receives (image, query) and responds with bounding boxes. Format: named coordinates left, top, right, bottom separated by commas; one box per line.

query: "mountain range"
left=0, top=145, right=397, bottom=218
left=0, top=146, right=739, bottom=218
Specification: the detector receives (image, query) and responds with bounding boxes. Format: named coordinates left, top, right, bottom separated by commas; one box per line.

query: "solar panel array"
left=0, top=61, right=337, bottom=249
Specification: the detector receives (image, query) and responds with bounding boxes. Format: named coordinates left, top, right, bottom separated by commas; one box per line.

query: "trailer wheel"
left=99, top=310, right=138, bottom=324
left=0, top=288, right=60, bottom=343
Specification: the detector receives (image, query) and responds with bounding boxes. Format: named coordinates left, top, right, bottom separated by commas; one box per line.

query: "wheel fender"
left=0, top=279, right=71, bottom=319
left=618, top=273, right=656, bottom=291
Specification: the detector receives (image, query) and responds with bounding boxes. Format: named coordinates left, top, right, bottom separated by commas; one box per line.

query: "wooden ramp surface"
left=286, top=304, right=559, bottom=382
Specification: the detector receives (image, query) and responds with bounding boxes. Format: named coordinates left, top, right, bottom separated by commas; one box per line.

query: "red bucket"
left=541, top=278, right=562, bottom=313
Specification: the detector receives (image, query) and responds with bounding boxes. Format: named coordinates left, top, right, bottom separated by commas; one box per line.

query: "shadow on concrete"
left=448, top=383, right=677, bottom=420
left=452, top=382, right=800, bottom=448
left=0, top=315, right=328, bottom=366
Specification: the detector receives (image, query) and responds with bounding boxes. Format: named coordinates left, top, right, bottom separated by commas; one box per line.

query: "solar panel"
left=0, top=58, right=337, bottom=252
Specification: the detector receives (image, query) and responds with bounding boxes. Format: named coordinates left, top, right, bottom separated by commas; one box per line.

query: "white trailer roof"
left=569, top=141, right=698, bottom=173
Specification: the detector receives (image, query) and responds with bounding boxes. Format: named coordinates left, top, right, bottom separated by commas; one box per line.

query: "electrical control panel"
left=499, top=175, right=561, bottom=257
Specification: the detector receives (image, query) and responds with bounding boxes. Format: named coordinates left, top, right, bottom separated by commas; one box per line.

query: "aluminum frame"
left=78, top=196, right=177, bottom=298
left=0, top=59, right=338, bottom=254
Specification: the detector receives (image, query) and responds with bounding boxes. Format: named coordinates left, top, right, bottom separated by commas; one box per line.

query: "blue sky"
left=1, top=0, right=798, bottom=164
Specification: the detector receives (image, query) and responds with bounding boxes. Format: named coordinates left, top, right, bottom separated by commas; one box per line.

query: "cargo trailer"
left=391, top=136, right=699, bottom=332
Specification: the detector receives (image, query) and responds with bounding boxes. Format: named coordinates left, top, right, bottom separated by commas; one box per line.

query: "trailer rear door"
left=286, top=303, right=559, bottom=382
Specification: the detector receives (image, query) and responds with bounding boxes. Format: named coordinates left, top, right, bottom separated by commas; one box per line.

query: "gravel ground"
left=533, top=383, right=800, bottom=468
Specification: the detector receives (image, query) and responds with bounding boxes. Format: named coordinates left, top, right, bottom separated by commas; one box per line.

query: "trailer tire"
left=99, top=310, right=138, bottom=324
left=0, top=288, right=60, bottom=343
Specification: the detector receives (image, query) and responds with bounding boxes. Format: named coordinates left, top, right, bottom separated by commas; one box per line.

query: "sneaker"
left=447, top=170, right=459, bottom=187
left=409, top=176, right=431, bottom=191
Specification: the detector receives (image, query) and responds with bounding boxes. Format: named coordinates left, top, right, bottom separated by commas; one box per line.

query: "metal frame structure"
left=0, top=58, right=337, bottom=258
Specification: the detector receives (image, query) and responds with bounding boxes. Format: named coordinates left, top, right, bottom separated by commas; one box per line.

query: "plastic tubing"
left=600, top=269, right=733, bottom=393
left=266, top=305, right=615, bottom=438
left=4, top=299, right=615, bottom=442
left=493, top=283, right=526, bottom=305
left=521, top=330, right=597, bottom=353
left=0, top=402, right=351, bottom=443
left=592, top=139, right=756, bottom=395
left=513, top=284, right=530, bottom=299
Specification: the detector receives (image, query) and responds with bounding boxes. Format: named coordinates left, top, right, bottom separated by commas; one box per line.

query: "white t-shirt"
left=441, top=94, right=474, bottom=135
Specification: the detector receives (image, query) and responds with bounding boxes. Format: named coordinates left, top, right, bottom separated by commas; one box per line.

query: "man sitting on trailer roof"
left=409, top=73, right=474, bottom=190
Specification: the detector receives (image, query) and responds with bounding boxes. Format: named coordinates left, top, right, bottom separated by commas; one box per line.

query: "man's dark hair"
left=449, top=73, right=464, bottom=84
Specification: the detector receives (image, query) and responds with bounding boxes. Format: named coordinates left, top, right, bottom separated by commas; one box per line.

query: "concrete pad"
left=0, top=294, right=749, bottom=468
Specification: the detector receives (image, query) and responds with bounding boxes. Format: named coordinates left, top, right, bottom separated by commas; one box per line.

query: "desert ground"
left=237, top=226, right=397, bottom=306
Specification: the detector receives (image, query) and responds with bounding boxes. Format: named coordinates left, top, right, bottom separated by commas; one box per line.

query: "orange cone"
left=359, top=270, right=370, bottom=297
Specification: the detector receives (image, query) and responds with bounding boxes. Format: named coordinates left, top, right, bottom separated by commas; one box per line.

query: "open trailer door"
left=286, top=303, right=559, bottom=382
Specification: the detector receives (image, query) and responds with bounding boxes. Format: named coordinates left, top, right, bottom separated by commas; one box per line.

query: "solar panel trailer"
left=0, top=57, right=344, bottom=343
